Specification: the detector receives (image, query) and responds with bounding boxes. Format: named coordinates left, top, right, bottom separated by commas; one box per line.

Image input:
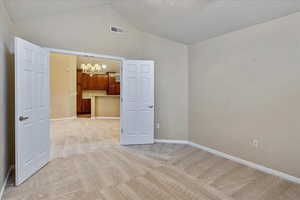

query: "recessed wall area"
left=50, top=53, right=121, bottom=120
left=50, top=53, right=77, bottom=119
left=76, top=56, right=121, bottom=119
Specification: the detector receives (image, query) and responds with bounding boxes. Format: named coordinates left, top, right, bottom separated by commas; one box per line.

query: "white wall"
left=189, top=12, right=300, bottom=178
left=0, top=0, right=13, bottom=191
left=14, top=5, right=189, bottom=140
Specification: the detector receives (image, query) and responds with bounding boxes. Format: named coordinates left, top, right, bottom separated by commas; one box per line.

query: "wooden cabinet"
left=107, top=76, right=120, bottom=95
left=97, top=75, right=109, bottom=90
left=76, top=82, right=91, bottom=114
left=78, top=71, right=108, bottom=90
left=87, top=75, right=108, bottom=90
left=76, top=70, right=120, bottom=114
left=81, top=73, right=89, bottom=89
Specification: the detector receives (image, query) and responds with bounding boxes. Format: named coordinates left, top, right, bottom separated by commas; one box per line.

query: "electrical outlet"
left=250, top=140, right=259, bottom=148
left=156, top=123, right=160, bottom=129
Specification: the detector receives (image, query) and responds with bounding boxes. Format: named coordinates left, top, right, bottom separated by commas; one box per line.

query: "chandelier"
left=81, top=63, right=107, bottom=76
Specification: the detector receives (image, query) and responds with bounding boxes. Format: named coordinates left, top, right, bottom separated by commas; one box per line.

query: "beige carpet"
left=3, top=119, right=300, bottom=200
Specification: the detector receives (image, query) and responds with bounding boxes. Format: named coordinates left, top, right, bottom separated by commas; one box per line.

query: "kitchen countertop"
left=81, top=90, right=120, bottom=119
left=82, top=90, right=120, bottom=99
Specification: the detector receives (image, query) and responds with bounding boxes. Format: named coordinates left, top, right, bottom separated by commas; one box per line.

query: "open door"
left=121, top=60, right=155, bottom=145
left=15, top=37, right=50, bottom=185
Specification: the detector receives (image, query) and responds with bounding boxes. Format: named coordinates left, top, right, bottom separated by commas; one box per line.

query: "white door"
left=15, top=37, right=50, bottom=185
left=121, top=60, right=155, bottom=145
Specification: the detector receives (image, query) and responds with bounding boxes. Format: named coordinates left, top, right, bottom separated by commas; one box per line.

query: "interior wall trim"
left=95, top=117, right=120, bottom=120
left=154, top=139, right=189, bottom=144
left=50, top=116, right=77, bottom=121
left=0, top=166, right=13, bottom=200
left=46, top=48, right=125, bottom=61
left=154, top=139, right=300, bottom=184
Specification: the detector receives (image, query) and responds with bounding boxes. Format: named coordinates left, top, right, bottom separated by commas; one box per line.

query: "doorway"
left=15, top=37, right=155, bottom=185
left=76, top=55, right=121, bottom=120
left=49, top=52, right=122, bottom=158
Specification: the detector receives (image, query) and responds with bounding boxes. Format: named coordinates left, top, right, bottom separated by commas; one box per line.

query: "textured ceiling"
left=3, top=0, right=111, bottom=21
left=4, top=0, right=300, bottom=44
left=111, top=0, right=300, bottom=43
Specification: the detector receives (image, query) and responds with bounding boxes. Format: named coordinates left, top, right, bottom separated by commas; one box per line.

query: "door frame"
left=47, top=48, right=126, bottom=144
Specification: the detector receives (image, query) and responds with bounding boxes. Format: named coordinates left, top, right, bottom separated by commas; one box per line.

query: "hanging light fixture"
left=81, top=61, right=108, bottom=76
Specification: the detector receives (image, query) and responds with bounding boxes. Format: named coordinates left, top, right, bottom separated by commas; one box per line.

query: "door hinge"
left=121, top=128, right=124, bottom=134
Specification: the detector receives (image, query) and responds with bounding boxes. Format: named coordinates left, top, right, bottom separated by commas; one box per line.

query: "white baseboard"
left=155, top=139, right=300, bottom=185
left=95, top=117, right=120, bottom=120
left=50, top=116, right=77, bottom=121
left=51, top=116, right=120, bottom=121
left=154, top=139, right=189, bottom=145
left=0, top=166, right=13, bottom=200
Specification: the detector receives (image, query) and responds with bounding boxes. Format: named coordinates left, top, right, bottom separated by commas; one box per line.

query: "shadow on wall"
left=0, top=42, right=14, bottom=188
left=7, top=51, right=15, bottom=168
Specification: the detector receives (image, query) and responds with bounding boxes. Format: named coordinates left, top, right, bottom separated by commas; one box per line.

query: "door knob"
left=19, top=116, right=29, bottom=121
left=148, top=105, right=154, bottom=109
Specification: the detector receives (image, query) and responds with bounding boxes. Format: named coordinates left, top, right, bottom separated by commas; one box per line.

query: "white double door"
left=15, top=38, right=155, bottom=185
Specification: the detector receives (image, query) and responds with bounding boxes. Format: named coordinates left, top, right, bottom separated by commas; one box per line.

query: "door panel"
left=76, top=71, right=92, bottom=114
left=107, top=73, right=120, bottom=95
left=121, top=60, right=154, bottom=145
left=77, top=70, right=82, bottom=84
left=81, top=73, right=89, bottom=89
left=96, top=75, right=108, bottom=90
left=15, top=37, right=50, bottom=185
left=87, top=75, right=96, bottom=89
left=81, top=99, right=91, bottom=114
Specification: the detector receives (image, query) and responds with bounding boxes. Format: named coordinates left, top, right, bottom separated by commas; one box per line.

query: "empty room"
left=1, top=0, right=300, bottom=200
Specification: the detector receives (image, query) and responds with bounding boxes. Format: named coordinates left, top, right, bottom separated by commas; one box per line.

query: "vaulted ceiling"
left=3, top=0, right=300, bottom=44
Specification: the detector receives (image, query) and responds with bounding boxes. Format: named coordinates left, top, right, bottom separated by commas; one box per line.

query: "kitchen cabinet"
left=77, top=83, right=91, bottom=114
left=78, top=72, right=108, bottom=90
left=87, top=75, right=108, bottom=90
left=77, top=70, right=119, bottom=114
left=107, top=73, right=120, bottom=95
